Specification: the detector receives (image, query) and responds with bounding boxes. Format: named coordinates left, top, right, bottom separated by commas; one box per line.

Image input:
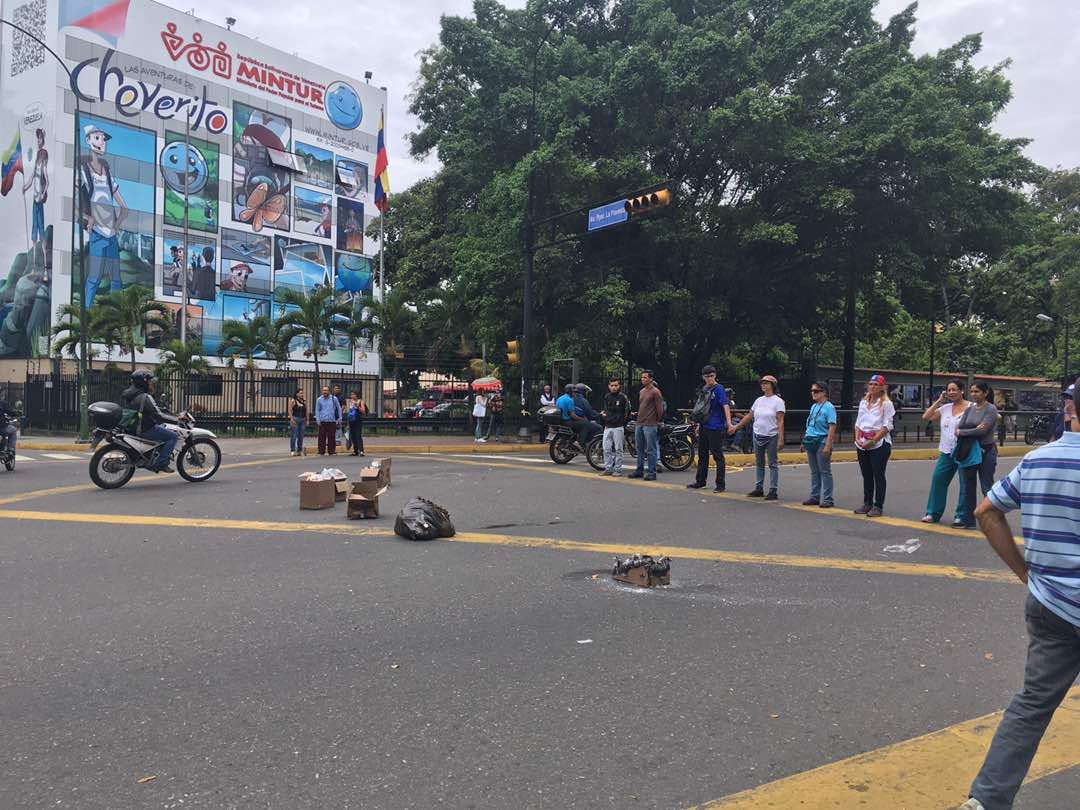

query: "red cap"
left=869, top=374, right=887, bottom=385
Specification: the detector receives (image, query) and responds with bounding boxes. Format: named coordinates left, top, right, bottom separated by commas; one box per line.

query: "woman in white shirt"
left=729, top=375, right=785, bottom=500
left=853, top=374, right=895, bottom=517
left=920, top=379, right=970, bottom=525
left=473, top=393, right=488, bottom=442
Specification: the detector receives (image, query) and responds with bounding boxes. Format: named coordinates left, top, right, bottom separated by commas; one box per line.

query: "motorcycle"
left=0, top=406, right=22, bottom=472
left=87, top=401, right=222, bottom=489
left=547, top=423, right=604, bottom=465
left=1024, top=414, right=1053, bottom=446
left=583, top=419, right=696, bottom=472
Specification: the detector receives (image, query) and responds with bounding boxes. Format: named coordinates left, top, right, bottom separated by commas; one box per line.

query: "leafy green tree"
left=91, top=286, right=172, bottom=374
left=360, top=289, right=417, bottom=414
left=220, top=316, right=271, bottom=408
left=158, top=338, right=212, bottom=411
left=274, top=287, right=351, bottom=399
left=50, top=303, right=101, bottom=370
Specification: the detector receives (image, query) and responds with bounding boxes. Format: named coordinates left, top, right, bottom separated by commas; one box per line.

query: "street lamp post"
left=1, top=18, right=88, bottom=438
left=1037, top=313, right=1070, bottom=387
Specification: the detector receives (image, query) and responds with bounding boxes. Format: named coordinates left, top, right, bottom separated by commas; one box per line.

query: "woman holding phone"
left=853, top=374, right=895, bottom=517
left=920, top=380, right=970, bottom=525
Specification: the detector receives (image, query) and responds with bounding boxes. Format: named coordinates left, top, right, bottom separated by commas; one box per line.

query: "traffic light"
left=506, top=339, right=520, bottom=365
left=624, top=188, right=672, bottom=217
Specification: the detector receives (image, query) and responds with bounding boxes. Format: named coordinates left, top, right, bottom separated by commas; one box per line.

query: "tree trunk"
left=842, top=268, right=857, bottom=410
left=313, top=344, right=321, bottom=406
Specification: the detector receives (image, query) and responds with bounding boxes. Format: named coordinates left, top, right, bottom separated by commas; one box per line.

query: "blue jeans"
left=141, top=424, right=178, bottom=470
left=31, top=201, right=44, bottom=243
left=754, top=434, right=779, bottom=492
left=970, top=594, right=1080, bottom=809
left=290, top=420, right=305, bottom=453
left=2, top=423, right=16, bottom=453
left=85, top=231, right=121, bottom=309
left=804, top=441, right=833, bottom=503
left=635, top=424, right=659, bottom=475
left=475, top=416, right=487, bottom=439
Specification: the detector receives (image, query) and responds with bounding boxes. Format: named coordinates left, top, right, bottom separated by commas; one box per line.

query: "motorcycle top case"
left=538, top=405, right=563, bottom=426
left=89, top=401, right=122, bottom=429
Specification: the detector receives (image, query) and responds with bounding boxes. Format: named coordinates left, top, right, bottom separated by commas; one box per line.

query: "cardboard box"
left=334, top=479, right=349, bottom=501
left=347, top=486, right=388, bottom=519
left=367, top=457, right=392, bottom=486
left=300, top=478, right=337, bottom=510
left=351, top=469, right=382, bottom=497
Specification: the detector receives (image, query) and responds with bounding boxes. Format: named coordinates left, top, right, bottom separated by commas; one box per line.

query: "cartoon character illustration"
left=159, top=141, right=208, bottom=196
left=188, top=244, right=217, bottom=301
left=317, top=202, right=331, bottom=239
left=220, top=262, right=253, bottom=292
left=205, top=199, right=216, bottom=229
left=21, top=128, right=49, bottom=276
left=234, top=111, right=291, bottom=232
left=167, top=243, right=185, bottom=291
left=324, top=82, right=362, bottom=130
left=238, top=182, right=287, bottom=232
left=79, top=123, right=129, bottom=308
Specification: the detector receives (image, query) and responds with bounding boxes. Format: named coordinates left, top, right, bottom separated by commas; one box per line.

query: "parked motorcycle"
left=1024, top=414, right=1053, bottom=446
left=87, top=401, right=222, bottom=489
left=583, top=419, right=696, bottom=472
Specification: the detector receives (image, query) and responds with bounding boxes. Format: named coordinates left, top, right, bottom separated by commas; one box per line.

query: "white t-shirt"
left=472, top=394, right=487, bottom=418
left=855, top=397, right=896, bottom=450
left=937, top=401, right=970, bottom=455
left=751, top=395, right=786, bottom=437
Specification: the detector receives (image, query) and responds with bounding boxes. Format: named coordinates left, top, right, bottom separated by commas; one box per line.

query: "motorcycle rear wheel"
left=177, top=438, right=222, bottom=482
left=90, top=445, right=136, bottom=489
left=549, top=436, right=576, bottom=464
left=661, top=436, right=695, bottom=472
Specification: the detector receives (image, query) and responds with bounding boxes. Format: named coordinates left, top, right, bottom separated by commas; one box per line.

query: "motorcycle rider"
left=120, top=370, right=180, bottom=473
left=0, top=399, right=18, bottom=456
left=556, top=384, right=584, bottom=444
left=572, top=383, right=603, bottom=449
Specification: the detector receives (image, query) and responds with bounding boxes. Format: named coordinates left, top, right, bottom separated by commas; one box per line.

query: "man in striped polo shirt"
left=960, top=396, right=1080, bottom=810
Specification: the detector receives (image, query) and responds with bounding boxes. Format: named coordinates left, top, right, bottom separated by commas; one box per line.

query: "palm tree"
left=361, top=289, right=416, bottom=415
left=91, top=286, right=172, bottom=374
left=220, top=316, right=270, bottom=409
left=275, top=287, right=351, bottom=399
left=50, top=303, right=100, bottom=370
left=158, top=338, right=212, bottom=412
left=262, top=318, right=293, bottom=370
left=422, top=283, right=473, bottom=363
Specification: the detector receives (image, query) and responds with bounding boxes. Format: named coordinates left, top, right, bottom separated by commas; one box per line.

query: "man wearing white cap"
left=78, top=123, right=128, bottom=308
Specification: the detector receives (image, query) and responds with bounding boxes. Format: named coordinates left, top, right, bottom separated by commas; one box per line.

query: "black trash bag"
left=394, top=497, right=456, bottom=541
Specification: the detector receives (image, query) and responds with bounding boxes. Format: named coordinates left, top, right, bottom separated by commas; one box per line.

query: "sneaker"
left=921, top=514, right=937, bottom=524
left=853, top=503, right=871, bottom=514
left=764, top=491, right=778, bottom=501
left=747, top=489, right=764, bottom=498
left=153, top=465, right=174, bottom=474
left=686, top=482, right=706, bottom=489
left=644, top=474, right=656, bottom=481
left=714, top=486, right=725, bottom=493
left=628, top=472, right=644, bottom=479
left=867, top=506, right=883, bottom=518
left=819, top=501, right=834, bottom=509
left=802, top=498, right=820, bottom=506
left=957, top=799, right=985, bottom=810
left=601, top=470, right=613, bottom=476
left=477, top=438, right=487, bottom=443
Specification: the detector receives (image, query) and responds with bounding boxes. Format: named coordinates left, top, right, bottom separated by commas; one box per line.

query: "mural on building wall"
left=0, top=123, right=52, bottom=358
left=220, top=228, right=271, bottom=295
left=334, top=156, right=367, bottom=199
left=160, top=131, right=220, bottom=233
left=273, top=236, right=332, bottom=294
left=232, top=102, right=292, bottom=233
left=294, top=186, right=332, bottom=239
left=162, top=230, right=217, bottom=302
left=336, top=197, right=364, bottom=254
left=147, top=301, right=203, bottom=349
left=72, top=113, right=156, bottom=308
left=296, top=142, right=333, bottom=190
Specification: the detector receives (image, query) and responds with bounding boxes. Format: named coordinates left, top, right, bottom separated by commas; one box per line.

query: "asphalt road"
left=0, top=448, right=1075, bottom=809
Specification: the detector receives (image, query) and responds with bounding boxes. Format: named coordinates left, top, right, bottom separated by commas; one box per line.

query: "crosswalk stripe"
left=14, top=455, right=34, bottom=462
left=40, top=453, right=81, bottom=460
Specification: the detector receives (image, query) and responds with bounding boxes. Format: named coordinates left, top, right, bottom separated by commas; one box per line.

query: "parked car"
left=421, top=402, right=470, bottom=420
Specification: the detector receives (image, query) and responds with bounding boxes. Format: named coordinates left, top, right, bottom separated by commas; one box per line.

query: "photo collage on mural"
left=0, top=0, right=379, bottom=365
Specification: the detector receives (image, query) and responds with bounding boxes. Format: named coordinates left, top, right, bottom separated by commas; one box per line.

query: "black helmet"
left=574, top=383, right=591, bottom=395
left=564, top=384, right=575, bottom=394
left=131, top=370, right=156, bottom=391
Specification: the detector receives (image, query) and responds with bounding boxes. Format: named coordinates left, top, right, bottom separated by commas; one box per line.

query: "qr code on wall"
left=10, top=0, right=48, bottom=78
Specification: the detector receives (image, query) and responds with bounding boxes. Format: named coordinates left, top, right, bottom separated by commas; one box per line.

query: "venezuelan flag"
left=374, top=111, right=390, bottom=213
left=1, top=131, right=23, bottom=197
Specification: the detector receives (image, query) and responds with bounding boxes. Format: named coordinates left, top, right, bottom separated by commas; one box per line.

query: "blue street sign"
left=587, top=200, right=629, bottom=232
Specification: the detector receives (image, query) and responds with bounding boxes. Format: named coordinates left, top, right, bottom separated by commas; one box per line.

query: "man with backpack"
left=78, top=123, right=129, bottom=308
left=687, top=365, right=732, bottom=492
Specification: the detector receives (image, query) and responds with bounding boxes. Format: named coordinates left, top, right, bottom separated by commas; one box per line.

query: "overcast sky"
left=169, top=0, right=1079, bottom=190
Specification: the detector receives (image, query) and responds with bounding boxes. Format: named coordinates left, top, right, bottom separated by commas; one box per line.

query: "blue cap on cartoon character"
left=160, top=141, right=209, bottom=195
left=325, top=81, right=362, bottom=130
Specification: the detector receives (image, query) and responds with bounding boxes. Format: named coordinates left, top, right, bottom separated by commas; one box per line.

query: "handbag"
left=952, top=436, right=983, bottom=468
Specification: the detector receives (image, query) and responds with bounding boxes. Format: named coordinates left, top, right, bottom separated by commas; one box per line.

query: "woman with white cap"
left=854, top=373, right=896, bottom=517
left=729, top=375, right=785, bottom=500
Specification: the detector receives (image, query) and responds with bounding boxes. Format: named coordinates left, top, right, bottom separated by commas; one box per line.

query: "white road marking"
left=41, top=453, right=81, bottom=460
left=447, top=454, right=549, bottom=463
left=14, top=455, right=34, bottom=462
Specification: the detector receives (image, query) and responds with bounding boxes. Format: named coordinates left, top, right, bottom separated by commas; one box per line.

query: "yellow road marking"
left=425, top=455, right=1006, bottom=540
left=691, top=687, right=1080, bottom=809
left=0, top=482, right=101, bottom=506
left=0, top=509, right=1015, bottom=584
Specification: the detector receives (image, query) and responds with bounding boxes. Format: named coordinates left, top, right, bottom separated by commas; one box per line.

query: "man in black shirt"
left=120, top=370, right=180, bottom=472
left=0, top=399, right=19, bottom=456
left=600, top=377, right=630, bottom=476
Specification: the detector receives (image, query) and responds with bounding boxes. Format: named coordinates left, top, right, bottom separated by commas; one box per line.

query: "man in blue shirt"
left=315, top=385, right=342, bottom=455
left=961, top=390, right=1080, bottom=810
left=687, top=365, right=732, bottom=492
left=556, top=384, right=577, bottom=425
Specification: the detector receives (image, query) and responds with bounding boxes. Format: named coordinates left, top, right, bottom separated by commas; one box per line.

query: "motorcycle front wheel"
left=549, top=436, right=577, bottom=464
left=585, top=436, right=605, bottom=471
left=177, top=438, right=222, bottom=482
left=89, top=445, right=136, bottom=489
left=661, top=436, right=695, bottom=472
